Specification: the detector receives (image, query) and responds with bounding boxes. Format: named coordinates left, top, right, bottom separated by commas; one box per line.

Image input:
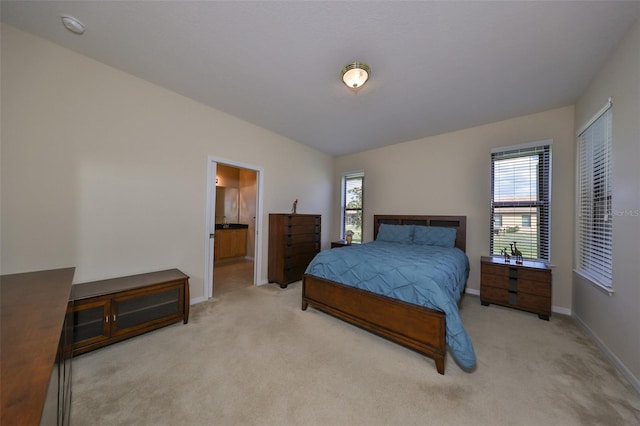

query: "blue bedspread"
left=304, top=241, right=476, bottom=369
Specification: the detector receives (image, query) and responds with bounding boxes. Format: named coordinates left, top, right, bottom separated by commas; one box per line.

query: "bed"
left=301, top=214, right=475, bottom=374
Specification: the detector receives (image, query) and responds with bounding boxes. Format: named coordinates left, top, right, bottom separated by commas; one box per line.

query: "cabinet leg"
left=481, top=300, right=489, bottom=306
left=538, top=314, right=550, bottom=321
left=279, top=283, right=288, bottom=289
left=301, top=300, right=308, bottom=311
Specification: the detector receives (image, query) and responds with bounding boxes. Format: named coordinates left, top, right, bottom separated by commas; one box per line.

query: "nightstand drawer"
left=480, top=285, right=509, bottom=304
left=481, top=276, right=550, bottom=297
left=516, top=292, right=550, bottom=313
left=517, top=268, right=551, bottom=282
left=516, top=279, right=551, bottom=297
left=481, top=263, right=510, bottom=277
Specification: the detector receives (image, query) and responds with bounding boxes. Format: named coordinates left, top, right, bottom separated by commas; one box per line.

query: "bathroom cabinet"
left=214, top=228, right=248, bottom=261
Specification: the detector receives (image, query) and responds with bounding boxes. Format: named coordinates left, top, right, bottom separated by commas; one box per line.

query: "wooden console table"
left=68, top=269, right=190, bottom=356
left=1, top=267, right=75, bottom=426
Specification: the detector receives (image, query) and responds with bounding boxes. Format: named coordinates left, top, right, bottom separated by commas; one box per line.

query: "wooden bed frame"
left=301, top=214, right=467, bottom=375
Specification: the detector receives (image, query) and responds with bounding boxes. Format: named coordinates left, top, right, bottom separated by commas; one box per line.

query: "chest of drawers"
left=480, top=256, right=552, bottom=320
left=268, top=214, right=321, bottom=288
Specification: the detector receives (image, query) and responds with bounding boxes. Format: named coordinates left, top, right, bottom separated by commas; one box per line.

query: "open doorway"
left=205, top=157, right=263, bottom=299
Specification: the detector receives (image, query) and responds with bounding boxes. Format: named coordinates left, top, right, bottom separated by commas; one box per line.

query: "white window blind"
left=576, top=102, right=612, bottom=288
left=342, top=172, right=364, bottom=243
left=490, top=143, right=551, bottom=261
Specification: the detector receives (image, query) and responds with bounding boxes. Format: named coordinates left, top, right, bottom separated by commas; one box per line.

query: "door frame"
left=204, top=156, right=264, bottom=299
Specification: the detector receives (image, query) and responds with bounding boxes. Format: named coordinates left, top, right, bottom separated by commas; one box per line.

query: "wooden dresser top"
left=1, top=267, right=75, bottom=425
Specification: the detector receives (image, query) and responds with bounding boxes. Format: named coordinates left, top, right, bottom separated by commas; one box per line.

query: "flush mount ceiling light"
left=61, top=15, right=85, bottom=35
left=341, top=62, right=370, bottom=89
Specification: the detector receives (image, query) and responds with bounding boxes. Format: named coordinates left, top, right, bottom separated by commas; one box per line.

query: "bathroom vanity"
left=214, top=224, right=248, bottom=261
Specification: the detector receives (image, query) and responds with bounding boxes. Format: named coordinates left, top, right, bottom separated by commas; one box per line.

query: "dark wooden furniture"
left=1, top=267, right=75, bottom=426
left=331, top=239, right=350, bottom=248
left=268, top=213, right=321, bottom=288
left=480, top=256, right=552, bottom=320
left=68, top=269, right=190, bottom=356
left=302, top=215, right=467, bottom=375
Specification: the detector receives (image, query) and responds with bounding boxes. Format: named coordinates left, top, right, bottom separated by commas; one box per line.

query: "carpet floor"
left=70, top=279, right=640, bottom=425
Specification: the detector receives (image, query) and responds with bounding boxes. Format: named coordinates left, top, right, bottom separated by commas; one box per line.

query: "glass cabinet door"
left=69, top=298, right=110, bottom=347
left=111, top=284, right=183, bottom=336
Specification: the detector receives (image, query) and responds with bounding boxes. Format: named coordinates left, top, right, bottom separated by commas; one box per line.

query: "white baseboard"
left=190, top=295, right=207, bottom=305
left=573, top=313, right=640, bottom=394
left=552, top=305, right=571, bottom=316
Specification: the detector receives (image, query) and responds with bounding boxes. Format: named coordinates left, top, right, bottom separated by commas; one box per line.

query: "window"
left=490, top=142, right=551, bottom=261
left=576, top=101, right=612, bottom=289
left=341, top=171, right=364, bottom=243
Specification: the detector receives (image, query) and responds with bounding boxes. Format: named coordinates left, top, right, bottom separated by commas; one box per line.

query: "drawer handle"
left=105, top=315, right=109, bottom=323
left=113, top=314, right=116, bottom=322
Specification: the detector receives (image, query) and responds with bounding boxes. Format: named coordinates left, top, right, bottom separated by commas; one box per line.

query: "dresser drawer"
left=481, top=263, right=510, bottom=277
left=286, top=224, right=320, bottom=236
left=287, top=215, right=320, bottom=226
left=480, top=272, right=509, bottom=289
left=285, top=251, right=317, bottom=268
left=480, top=285, right=509, bottom=304
left=516, top=279, right=551, bottom=297
left=517, top=268, right=551, bottom=282
left=480, top=286, right=550, bottom=315
left=482, top=263, right=549, bottom=281
left=481, top=275, right=550, bottom=297
left=515, top=292, right=551, bottom=313
left=284, top=241, right=320, bottom=257
left=285, top=232, right=320, bottom=245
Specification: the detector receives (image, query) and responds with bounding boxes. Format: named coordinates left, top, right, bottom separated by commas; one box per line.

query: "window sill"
left=574, top=269, right=615, bottom=296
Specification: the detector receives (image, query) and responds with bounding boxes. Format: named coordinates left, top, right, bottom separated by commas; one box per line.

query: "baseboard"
left=465, top=288, right=480, bottom=296
left=552, top=305, right=571, bottom=316
left=573, top=313, right=640, bottom=394
left=190, top=295, right=207, bottom=305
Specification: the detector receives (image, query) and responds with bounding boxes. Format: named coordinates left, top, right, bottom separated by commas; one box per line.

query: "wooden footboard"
left=302, top=274, right=447, bottom=374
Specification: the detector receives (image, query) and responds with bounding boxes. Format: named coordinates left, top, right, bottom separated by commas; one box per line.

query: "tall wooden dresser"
left=480, top=256, right=552, bottom=320
left=268, top=213, right=321, bottom=288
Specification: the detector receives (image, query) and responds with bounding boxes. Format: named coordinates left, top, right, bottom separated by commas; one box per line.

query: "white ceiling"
left=2, top=1, right=639, bottom=156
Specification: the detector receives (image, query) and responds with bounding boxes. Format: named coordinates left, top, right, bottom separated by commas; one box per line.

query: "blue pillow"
left=413, top=226, right=457, bottom=248
left=376, top=224, right=414, bottom=244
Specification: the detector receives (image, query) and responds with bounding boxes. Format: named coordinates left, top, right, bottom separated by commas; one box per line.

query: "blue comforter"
left=304, top=241, right=476, bottom=369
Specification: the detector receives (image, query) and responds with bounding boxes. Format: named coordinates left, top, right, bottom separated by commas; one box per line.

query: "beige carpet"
left=70, top=280, right=640, bottom=426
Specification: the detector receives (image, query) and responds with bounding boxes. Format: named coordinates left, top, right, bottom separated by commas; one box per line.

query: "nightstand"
left=480, top=256, right=552, bottom=320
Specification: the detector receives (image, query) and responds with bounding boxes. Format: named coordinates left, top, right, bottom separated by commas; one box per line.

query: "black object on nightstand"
left=331, top=239, right=351, bottom=248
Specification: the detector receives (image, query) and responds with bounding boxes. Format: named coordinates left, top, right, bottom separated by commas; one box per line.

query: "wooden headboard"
left=373, top=215, right=467, bottom=252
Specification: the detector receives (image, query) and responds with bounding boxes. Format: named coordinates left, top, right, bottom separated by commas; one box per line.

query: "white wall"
left=239, top=168, right=257, bottom=258
left=0, top=24, right=334, bottom=300
left=334, top=106, right=576, bottom=312
left=573, top=20, right=640, bottom=390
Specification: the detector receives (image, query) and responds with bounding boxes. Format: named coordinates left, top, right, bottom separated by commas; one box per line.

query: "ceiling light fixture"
left=61, top=15, right=85, bottom=35
left=341, top=62, right=370, bottom=89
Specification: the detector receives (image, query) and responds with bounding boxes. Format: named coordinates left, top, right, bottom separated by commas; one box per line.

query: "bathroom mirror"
left=215, top=187, right=239, bottom=224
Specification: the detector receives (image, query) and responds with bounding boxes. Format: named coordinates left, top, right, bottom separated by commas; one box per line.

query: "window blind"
left=490, top=143, right=551, bottom=261
left=576, top=103, right=612, bottom=288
